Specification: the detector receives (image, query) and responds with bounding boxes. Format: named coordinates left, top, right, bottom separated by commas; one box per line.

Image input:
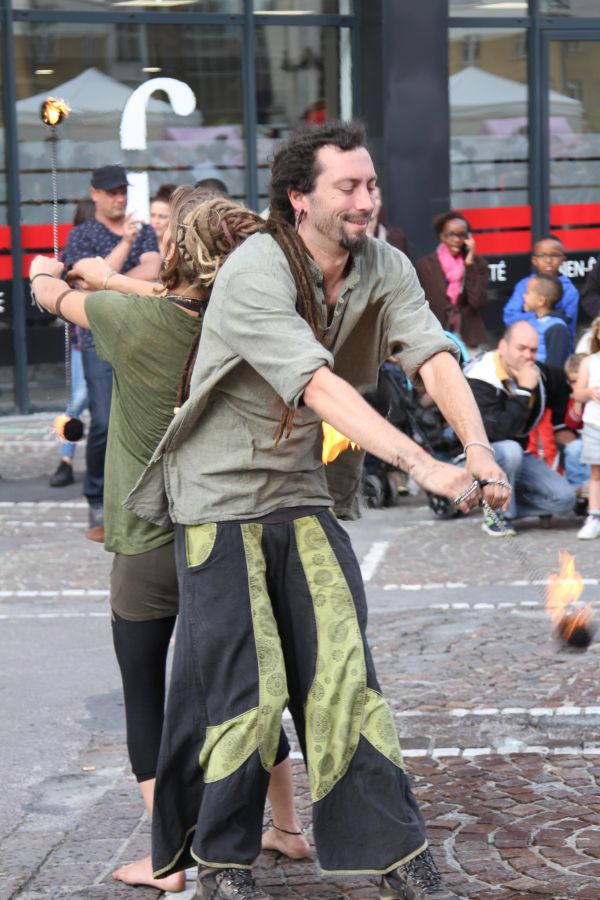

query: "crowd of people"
left=29, top=116, right=599, bottom=900
left=409, top=210, right=600, bottom=541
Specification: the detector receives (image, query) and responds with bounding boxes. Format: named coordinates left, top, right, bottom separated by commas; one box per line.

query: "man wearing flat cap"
left=62, top=165, right=161, bottom=540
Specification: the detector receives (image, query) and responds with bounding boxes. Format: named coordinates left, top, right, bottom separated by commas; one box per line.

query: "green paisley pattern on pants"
left=188, top=522, right=289, bottom=782
left=294, top=516, right=404, bottom=800
left=188, top=517, right=402, bottom=795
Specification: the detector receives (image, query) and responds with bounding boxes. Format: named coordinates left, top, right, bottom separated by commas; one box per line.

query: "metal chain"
left=454, top=480, right=479, bottom=506
left=480, top=497, right=548, bottom=602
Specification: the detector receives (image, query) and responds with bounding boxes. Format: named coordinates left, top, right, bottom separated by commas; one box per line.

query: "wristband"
left=102, top=269, right=117, bottom=289
left=30, top=273, right=57, bottom=284
left=55, top=289, right=75, bottom=322
left=463, top=440, right=496, bottom=457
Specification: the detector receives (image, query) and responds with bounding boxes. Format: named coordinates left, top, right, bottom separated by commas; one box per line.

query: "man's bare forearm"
left=304, top=366, right=453, bottom=491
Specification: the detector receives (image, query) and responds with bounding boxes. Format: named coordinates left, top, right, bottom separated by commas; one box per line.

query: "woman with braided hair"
left=28, top=187, right=310, bottom=893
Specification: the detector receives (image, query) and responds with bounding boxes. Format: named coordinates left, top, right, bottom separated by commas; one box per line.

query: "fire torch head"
left=40, top=97, right=71, bottom=127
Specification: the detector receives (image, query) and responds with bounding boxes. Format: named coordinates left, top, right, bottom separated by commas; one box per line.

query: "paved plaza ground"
left=1, top=414, right=599, bottom=899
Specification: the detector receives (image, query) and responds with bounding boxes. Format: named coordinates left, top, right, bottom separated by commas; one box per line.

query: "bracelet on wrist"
left=102, top=269, right=117, bottom=290
left=30, top=272, right=57, bottom=284
left=463, top=440, right=496, bottom=457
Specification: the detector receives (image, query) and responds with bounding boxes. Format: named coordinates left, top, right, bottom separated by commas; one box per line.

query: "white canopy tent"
left=449, top=66, right=583, bottom=135
left=16, top=67, right=201, bottom=141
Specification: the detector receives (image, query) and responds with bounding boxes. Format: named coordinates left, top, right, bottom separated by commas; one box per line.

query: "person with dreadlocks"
left=123, top=122, right=510, bottom=900
left=27, top=188, right=310, bottom=892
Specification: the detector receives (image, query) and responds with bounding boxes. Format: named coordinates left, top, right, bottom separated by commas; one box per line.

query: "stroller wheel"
left=363, top=473, right=385, bottom=509
left=427, top=492, right=459, bottom=520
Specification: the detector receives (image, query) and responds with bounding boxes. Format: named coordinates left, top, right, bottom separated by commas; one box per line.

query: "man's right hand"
left=410, top=457, right=492, bottom=513
left=515, top=361, right=540, bottom=391
left=122, top=213, right=142, bottom=244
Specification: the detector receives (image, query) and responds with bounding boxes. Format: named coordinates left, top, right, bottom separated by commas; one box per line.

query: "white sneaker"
left=577, top=515, right=600, bottom=540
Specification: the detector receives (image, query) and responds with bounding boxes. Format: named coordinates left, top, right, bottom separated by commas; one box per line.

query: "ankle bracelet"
left=267, top=819, right=305, bottom=836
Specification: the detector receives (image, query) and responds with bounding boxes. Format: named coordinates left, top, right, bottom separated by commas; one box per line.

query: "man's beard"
left=340, top=230, right=367, bottom=255
left=311, top=206, right=370, bottom=255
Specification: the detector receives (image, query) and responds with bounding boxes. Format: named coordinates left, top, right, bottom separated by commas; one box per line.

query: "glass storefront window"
left=548, top=39, right=600, bottom=255
left=449, top=1, right=529, bottom=17
left=540, top=0, right=600, bottom=15
left=255, top=0, right=350, bottom=12
left=449, top=28, right=529, bottom=213
left=449, top=28, right=531, bottom=268
left=15, top=21, right=245, bottom=227
left=12, top=1, right=242, bottom=11
left=13, top=20, right=245, bottom=408
left=255, top=24, right=352, bottom=207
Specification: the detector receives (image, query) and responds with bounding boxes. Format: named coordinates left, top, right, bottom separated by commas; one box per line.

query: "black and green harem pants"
left=152, top=508, right=427, bottom=878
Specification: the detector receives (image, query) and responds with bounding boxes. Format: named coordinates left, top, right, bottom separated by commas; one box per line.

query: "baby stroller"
left=362, top=334, right=469, bottom=519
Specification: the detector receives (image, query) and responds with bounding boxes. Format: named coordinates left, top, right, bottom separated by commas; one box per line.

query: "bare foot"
left=112, top=855, right=186, bottom=891
left=261, top=825, right=311, bottom=859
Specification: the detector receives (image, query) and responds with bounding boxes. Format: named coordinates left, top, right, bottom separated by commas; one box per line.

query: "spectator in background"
left=559, top=353, right=590, bottom=501
left=503, top=235, right=579, bottom=352
left=572, top=316, right=600, bottom=539
left=48, top=197, right=95, bottom=488
left=149, top=183, right=177, bottom=246
left=193, top=177, right=229, bottom=196
left=522, top=274, right=570, bottom=469
left=365, top=185, right=409, bottom=255
left=579, top=254, right=600, bottom=322
left=465, top=321, right=575, bottom=536
left=522, top=274, right=569, bottom=368
left=415, top=209, right=488, bottom=355
left=63, top=165, right=160, bottom=541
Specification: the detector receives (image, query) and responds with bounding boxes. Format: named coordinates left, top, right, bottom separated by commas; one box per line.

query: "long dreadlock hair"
left=265, top=120, right=369, bottom=440
left=169, top=191, right=265, bottom=406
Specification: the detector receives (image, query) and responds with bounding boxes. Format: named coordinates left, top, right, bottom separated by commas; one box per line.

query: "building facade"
left=1, top=0, right=599, bottom=412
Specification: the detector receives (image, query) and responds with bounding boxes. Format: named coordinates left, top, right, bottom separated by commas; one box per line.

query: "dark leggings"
left=112, top=612, right=176, bottom=783
left=111, top=612, right=290, bottom=783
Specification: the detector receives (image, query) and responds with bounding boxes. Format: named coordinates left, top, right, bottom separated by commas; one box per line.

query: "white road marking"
left=360, top=541, right=389, bottom=583
left=383, top=579, right=600, bottom=591
left=0, top=589, right=109, bottom=598
left=0, top=612, right=109, bottom=620
left=395, top=705, right=600, bottom=719
left=0, top=501, right=87, bottom=508
left=403, top=744, right=600, bottom=759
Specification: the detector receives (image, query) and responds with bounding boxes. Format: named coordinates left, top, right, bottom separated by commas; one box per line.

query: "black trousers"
left=152, top=511, right=426, bottom=878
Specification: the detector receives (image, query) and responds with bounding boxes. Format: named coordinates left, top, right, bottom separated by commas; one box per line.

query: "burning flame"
left=322, top=422, right=359, bottom=465
left=545, top=551, right=593, bottom=642
left=40, top=97, right=71, bottom=126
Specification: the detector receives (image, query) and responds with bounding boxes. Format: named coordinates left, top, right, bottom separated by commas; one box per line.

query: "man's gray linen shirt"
left=125, top=232, right=459, bottom=526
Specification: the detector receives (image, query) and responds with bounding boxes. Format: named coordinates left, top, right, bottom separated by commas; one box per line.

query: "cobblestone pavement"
left=2, top=415, right=600, bottom=899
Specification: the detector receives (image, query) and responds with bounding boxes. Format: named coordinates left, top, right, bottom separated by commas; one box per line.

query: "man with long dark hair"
left=127, top=121, right=509, bottom=900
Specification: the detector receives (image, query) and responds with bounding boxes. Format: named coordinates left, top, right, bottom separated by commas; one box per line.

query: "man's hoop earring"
left=295, top=209, right=305, bottom=232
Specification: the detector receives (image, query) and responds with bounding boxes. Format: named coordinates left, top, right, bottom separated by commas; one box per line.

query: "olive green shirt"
left=85, top=290, right=200, bottom=554
left=125, top=233, right=458, bottom=527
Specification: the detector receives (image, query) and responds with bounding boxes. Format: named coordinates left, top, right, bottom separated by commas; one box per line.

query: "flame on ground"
left=321, top=422, right=359, bottom=465
left=40, top=97, right=71, bottom=126
left=545, top=550, right=593, bottom=641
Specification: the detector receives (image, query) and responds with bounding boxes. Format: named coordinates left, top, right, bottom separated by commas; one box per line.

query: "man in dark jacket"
left=465, top=321, right=575, bottom=535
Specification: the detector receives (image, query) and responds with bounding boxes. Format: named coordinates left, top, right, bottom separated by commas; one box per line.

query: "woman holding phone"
left=415, top=210, right=489, bottom=355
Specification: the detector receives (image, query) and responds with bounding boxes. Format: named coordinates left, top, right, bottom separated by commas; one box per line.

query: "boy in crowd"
left=503, top=235, right=579, bottom=352
left=523, top=274, right=569, bottom=368
left=523, top=274, right=570, bottom=468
